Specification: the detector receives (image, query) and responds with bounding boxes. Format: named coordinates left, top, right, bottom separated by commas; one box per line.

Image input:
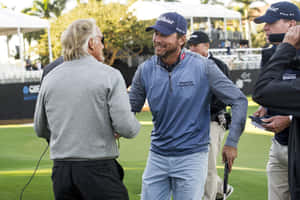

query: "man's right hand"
left=253, top=106, right=267, bottom=117
left=262, top=115, right=291, bottom=133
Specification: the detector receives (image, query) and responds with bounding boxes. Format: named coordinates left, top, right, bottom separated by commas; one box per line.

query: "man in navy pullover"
left=252, top=2, right=300, bottom=200
left=129, top=12, right=248, bottom=200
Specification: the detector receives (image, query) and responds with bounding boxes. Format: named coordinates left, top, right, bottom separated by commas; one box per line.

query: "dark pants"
left=52, top=159, right=129, bottom=200
left=288, top=118, right=300, bottom=200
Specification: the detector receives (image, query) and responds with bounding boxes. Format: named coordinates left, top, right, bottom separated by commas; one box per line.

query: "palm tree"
left=24, top=0, right=68, bottom=19
left=22, top=0, right=68, bottom=59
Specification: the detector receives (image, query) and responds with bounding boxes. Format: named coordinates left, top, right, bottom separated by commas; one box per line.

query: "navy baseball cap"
left=254, top=1, right=300, bottom=24
left=187, top=31, right=210, bottom=44
left=146, top=12, right=187, bottom=35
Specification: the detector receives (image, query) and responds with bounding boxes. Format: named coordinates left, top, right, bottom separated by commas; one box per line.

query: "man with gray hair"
left=34, top=19, right=140, bottom=200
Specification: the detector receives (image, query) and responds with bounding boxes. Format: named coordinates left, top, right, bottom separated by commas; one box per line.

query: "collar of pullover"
left=157, top=49, right=185, bottom=72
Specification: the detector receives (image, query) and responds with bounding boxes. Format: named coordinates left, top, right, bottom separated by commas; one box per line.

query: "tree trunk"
left=109, top=49, right=119, bottom=66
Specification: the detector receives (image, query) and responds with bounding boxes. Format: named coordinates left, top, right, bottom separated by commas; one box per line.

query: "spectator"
left=25, top=56, right=32, bottom=70
left=41, top=56, right=63, bottom=81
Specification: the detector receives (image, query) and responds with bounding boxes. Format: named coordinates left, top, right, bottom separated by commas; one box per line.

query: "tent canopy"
left=129, top=1, right=242, bottom=21
left=0, top=8, right=49, bottom=36
left=0, top=8, right=52, bottom=62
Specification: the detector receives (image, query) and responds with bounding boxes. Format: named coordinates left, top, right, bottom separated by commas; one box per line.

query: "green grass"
left=0, top=103, right=272, bottom=200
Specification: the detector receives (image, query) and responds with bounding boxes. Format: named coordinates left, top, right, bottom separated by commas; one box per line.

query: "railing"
left=209, top=48, right=262, bottom=70
left=0, top=68, right=42, bottom=84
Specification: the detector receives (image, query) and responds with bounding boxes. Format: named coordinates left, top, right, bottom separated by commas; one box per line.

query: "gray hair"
left=61, top=19, right=98, bottom=61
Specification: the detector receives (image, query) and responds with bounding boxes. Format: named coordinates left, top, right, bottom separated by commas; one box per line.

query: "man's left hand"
left=222, top=145, right=237, bottom=173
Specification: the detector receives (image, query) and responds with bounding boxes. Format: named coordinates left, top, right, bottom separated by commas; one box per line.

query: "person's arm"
left=209, top=57, right=232, bottom=114
left=213, top=56, right=231, bottom=79
left=206, top=59, right=248, bottom=147
left=253, top=43, right=299, bottom=107
left=129, top=65, right=146, bottom=113
left=34, top=84, right=50, bottom=141
left=108, top=71, right=140, bottom=139
left=206, top=59, right=248, bottom=171
left=253, top=27, right=300, bottom=117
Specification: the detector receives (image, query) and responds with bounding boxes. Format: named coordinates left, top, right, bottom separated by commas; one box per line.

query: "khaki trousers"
left=267, top=138, right=290, bottom=200
left=203, top=121, right=226, bottom=200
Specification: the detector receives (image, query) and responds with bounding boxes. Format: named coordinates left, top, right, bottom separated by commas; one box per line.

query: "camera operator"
left=253, top=15, right=300, bottom=200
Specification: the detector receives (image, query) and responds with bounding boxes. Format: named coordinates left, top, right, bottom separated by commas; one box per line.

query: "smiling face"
left=152, top=30, right=185, bottom=59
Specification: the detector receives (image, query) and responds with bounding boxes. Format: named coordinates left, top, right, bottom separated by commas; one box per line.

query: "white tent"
left=0, top=8, right=52, bottom=62
left=129, top=1, right=242, bottom=40
left=129, top=1, right=241, bottom=20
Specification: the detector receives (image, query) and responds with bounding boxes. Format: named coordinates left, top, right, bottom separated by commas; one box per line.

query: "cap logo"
left=280, top=12, right=295, bottom=17
left=268, top=6, right=279, bottom=12
left=158, top=16, right=174, bottom=25
left=190, top=35, right=198, bottom=38
left=268, top=6, right=296, bottom=17
left=176, top=27, right=185, bottom=33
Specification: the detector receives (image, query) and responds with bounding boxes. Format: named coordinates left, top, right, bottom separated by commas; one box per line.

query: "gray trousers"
left=267, top=138, right=290, bottom=200
left=203, top=121, right=226, bottom=200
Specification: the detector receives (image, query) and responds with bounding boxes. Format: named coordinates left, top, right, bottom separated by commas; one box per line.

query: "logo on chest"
left=178, top=81, right=194, bottom=87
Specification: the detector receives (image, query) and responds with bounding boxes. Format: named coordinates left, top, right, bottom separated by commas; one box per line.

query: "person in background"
left=34, top=59, right=43, bottom=70
left=188, top=31, right=234, bottom=200
left=34, top=19, right=140, bottom=200
left=25, top=56, right=32, bottom=70
left=129, top=12, right=248, bottom=200
left=41, top=56, right=63, bottom=80
left=252, top=2, right=300, bottom=200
